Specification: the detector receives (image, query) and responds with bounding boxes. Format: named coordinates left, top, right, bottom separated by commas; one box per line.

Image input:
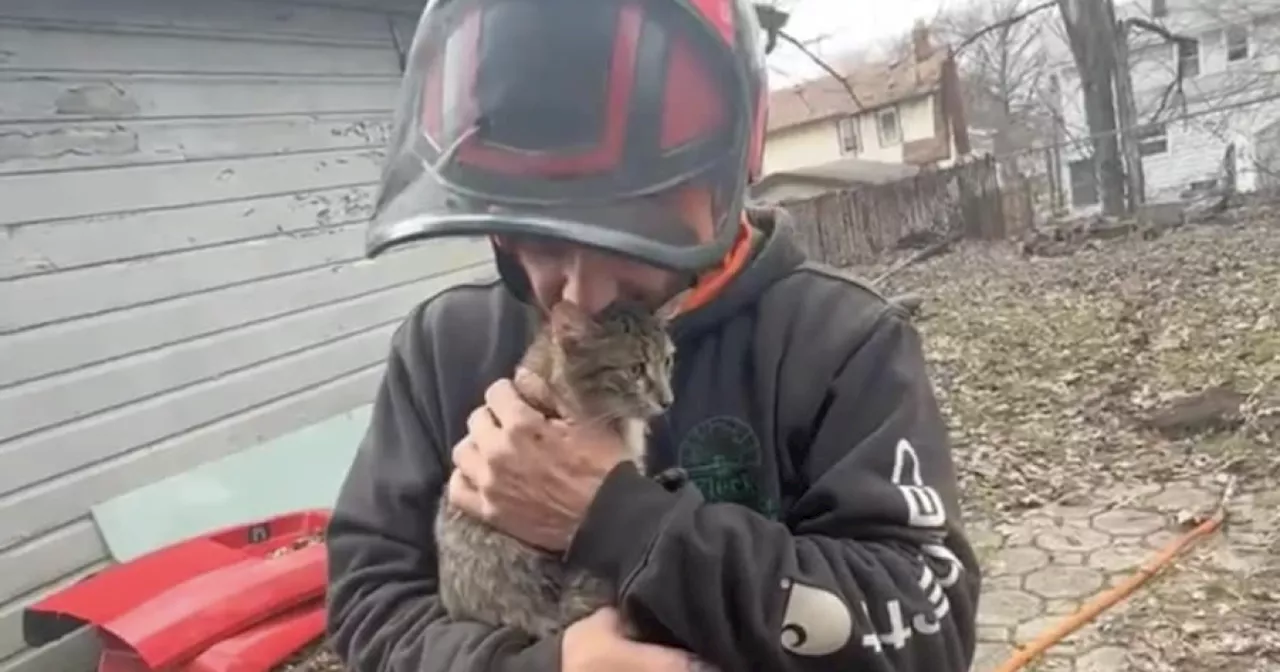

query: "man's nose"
left=561, top=253, right=618, bottom=314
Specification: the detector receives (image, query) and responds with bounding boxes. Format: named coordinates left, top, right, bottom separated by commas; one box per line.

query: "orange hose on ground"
left=993, top=481, right=1234, bottom=672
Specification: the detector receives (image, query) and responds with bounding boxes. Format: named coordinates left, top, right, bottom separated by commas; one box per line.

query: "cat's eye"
left=633, top=364, right=647, bottom=377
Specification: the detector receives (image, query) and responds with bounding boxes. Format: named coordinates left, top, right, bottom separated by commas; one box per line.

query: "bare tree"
left=755, top=2, right=868, bottom=108
left=1049, top=0, right=1280, bottom=209
left=865, top=1, right=1132, bottom=213
left=933, top=0, right=1057, bottom=157
left=866, top=1, right=1064, bottom=198
left=1055, top=0, right=1128, bottom=215
left=1123, top=1, right=1280, bottom=147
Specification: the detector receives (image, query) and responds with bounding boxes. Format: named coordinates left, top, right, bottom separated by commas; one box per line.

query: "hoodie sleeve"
left=562, top=305, right=982, bottom=672
left=324, top=305, right=561, bottom=672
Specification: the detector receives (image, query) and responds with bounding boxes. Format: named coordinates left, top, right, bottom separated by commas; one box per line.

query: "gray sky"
left=767, top=0, right=955, bottom=88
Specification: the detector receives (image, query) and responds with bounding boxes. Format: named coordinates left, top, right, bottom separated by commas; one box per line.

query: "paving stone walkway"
left=966, top=477, right=1246, bottom=672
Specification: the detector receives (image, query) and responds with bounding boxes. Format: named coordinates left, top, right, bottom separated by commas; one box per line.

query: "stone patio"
left=966, top=477, right=1253, bottom=672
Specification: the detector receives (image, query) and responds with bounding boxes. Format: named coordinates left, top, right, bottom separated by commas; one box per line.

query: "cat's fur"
left=434, top=298, right=680, bottom=639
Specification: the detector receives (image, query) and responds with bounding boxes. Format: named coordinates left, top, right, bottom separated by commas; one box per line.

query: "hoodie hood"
left=669, top=207, right=806, bottom=341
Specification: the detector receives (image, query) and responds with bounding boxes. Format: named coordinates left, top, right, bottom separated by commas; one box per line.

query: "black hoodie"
left=324, top=210, right=981, bottom=672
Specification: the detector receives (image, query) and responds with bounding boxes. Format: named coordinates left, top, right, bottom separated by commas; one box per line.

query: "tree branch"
left=754, top=3, right=865, bottom=110
left=1125, top=16, right=1187, bottom=43
left=935, top=0, right=1053, bottom=153
left=1123, top=17, right=1196, bottom=123
left=955, top=0, right=1057, bottom=55
left=775, top=29, right=866, bottom=109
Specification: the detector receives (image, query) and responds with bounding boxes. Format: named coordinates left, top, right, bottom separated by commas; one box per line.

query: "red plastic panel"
left=184, top=600, right=325, bottom=672
left=24, top=510, right=330, bottom=672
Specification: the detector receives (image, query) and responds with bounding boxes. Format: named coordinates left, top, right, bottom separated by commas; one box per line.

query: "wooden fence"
left=779, top=156, right=1013, bottom=267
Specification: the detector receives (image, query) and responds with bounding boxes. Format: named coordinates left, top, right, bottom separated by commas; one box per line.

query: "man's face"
left=498, top=236, right=686, bottom=315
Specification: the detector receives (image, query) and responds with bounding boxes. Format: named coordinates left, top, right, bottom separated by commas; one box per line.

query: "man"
left=325, top=0, right=981, bottom=670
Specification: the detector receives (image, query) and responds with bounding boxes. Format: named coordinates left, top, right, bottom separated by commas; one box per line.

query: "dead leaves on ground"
left=867, top=213, right=1279, bottom=517
left=861, top=210, right=1279, bottom=670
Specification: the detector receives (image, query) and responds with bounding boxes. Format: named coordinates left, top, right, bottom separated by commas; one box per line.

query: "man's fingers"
left=484, top=379, right=544, bottom=429
left=465, top=405, right=500, bottom=446
left=684, top=658, right=721, bottom=672
left=581, top=607, right=623, bottom=630
left=570, top=609, right=713, bottom=672
left=450, top=436, right=488, bottom=491
left=513, top=367, right=557, bottom=415
left=446, top=470, right=489, bottom=519
left=627, top=642, right=712, bottom=672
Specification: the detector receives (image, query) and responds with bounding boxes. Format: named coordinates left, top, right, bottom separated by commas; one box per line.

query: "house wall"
left=0, top=1, right=493, bottom=670
left=761, top=94, right=940, bottom=173
left=1255, top=115, right=1280, bottom=187
left=761, top=120, right=841, bottom=174
left=1050, top=0, right=1280, bottom=208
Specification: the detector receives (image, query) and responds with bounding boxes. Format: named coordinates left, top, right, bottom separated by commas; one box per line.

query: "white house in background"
left=761, top=24, right=973, bottom=180
left=1048, top=0, right=1280, bottom=211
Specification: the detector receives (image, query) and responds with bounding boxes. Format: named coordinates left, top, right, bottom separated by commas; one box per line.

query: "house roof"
left=767, top=48, right=950, bottom=133
left=776, top=155, right=921, bottom=184
left=749, top=156, right=922, bottom=203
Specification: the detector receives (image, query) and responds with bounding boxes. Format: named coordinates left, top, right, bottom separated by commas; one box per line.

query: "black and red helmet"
left=366, top=0, right=770, bottom=273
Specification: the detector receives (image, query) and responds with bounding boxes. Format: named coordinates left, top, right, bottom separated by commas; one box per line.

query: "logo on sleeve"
left=891, top=439, right=946, bottom=529
left=778, top=578, right=854, bottom=656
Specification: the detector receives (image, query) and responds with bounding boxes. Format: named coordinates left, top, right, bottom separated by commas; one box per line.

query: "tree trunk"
left=1057, top=0, right=1126, bottom=216
left=1107, top=0, right=1145, bottom=214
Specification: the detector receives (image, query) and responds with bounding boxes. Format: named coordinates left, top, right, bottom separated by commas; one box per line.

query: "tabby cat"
left=434, top=298, right=679, bottom=638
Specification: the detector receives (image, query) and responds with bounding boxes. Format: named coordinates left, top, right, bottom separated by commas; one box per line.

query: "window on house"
left=837, top=116, right=860, bottom=154
left=1069, top=158, right=1099, bottom=207
left=1176, top=39, right=1200, bottom=78
left=1226, top=25, right=1250, bottom=61
left=877, top=107, right=902, bottom=147
left=1151, top=0, right=1167, bottom=17
left=1136, top=123, right=1169, bottom=156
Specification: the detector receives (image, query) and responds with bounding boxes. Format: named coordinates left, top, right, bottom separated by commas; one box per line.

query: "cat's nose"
left=657, top=387, right=673, bottom=409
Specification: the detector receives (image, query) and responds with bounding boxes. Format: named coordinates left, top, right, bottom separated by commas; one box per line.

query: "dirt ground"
left=275, top=641, right=343, bottom=672
left=868, top=207, right=1279, bottom=670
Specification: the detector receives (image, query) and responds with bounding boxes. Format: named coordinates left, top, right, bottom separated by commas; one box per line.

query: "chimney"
left=911, top=19, right=932, bottom=62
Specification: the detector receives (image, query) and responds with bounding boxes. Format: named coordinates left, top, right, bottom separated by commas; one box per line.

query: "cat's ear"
left=654, top=289, right=692, bottom=323
left=549, top=301, right=593, bottom=343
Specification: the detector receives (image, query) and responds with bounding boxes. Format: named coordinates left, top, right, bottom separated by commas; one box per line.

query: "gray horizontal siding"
left=0, top=148, right=386, bottom=229
left=0, top=1, right=485, bottom=671
left=0, top=26, right=399, bottom=76
left=0, top=75, right=400, bottom=123
left=1, top=0, right=413, bottom=45
left=0, top=114, right=393, bottom=176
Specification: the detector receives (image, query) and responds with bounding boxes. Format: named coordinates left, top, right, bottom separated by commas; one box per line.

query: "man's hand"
left=448, top=377, right=632, bottom=552
left=563, top=609, right=717, bottom=672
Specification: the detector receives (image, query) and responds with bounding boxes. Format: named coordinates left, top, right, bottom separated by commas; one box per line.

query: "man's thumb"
left=583, top=606, right=623, bottom=629
left=632, top=642, right=717, bottom=671
left=512, top=366, right=558, bottom=416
